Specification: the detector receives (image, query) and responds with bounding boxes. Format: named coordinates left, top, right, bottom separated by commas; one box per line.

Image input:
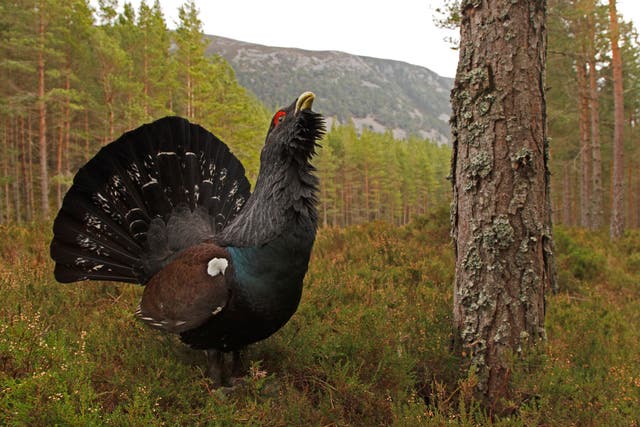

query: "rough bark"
left=608, top=0, right=624, bottom=239
left=450, top=0, right=554, bottom=407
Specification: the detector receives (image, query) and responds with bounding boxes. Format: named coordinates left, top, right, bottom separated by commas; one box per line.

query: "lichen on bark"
left=450, top=0, right=554, bottom=407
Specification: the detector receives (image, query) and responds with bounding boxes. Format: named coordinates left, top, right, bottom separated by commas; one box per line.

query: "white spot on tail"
left=211, top=306, right=223, bottom=316
left=207, top=258, right=228, bottom=277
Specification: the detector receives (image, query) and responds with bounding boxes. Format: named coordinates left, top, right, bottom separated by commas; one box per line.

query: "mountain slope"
left=205, top=35, right=453, bottom=143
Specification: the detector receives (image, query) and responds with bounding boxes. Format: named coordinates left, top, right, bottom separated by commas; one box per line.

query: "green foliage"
left=316, top=124, right=451, bottom=227
left=0, top=0, right=270, bottom=220
left=554, top=227, right=607, bottom=292
left=2, top=216, right=640, bottom=424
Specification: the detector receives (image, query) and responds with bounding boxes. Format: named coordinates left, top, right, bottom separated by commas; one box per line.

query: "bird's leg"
left=231, top=349, right=247, bottom=378
left=205, top=349, right=225, bottom=387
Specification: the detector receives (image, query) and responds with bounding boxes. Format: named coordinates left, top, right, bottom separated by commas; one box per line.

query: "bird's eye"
left=273, top=110, right=286, bottom=127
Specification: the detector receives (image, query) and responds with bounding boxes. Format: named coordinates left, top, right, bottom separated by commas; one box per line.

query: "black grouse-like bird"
left=50, top=92, right=324, bottom=386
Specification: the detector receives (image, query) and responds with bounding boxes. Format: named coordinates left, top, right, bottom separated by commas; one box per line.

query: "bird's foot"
left=204, top=349, right=225, bottom=388
left=232, top=350, right=248, bottom=377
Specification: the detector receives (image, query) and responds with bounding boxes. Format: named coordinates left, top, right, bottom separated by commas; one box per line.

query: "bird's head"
left=215, top=92, right=324, bottom=247
left=261, top=91, right=325, bottom=165
left=252, top=91, right=325, bottom=216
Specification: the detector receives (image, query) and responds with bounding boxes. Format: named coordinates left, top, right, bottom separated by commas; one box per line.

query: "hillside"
left=205, top=35, right=454, bottom=144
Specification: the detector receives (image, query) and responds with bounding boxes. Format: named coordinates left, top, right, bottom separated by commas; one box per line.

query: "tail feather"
left=51, top=116, right=251, bottom=284
left=51, top=240, right=139, bottom=283
left=55, top=189, right=145, bottom=256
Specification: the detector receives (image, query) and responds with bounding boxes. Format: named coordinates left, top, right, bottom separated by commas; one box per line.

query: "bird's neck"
left=216, top=159, right=318, bottom=249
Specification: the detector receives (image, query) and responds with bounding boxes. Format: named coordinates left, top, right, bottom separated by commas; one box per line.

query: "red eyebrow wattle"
left=273, top=110, right=286, bottom=126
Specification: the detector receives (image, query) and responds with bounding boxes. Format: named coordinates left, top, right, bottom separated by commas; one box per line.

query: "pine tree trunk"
left=2, top=123, right=10, bottom=222
left=562, top=162, right=571, bottom=226
left=577, top=62, right=591, bottom=228
left=364, top=164, right=370, bottom=221
left=609, top=0, right=625, bottom=239
left=56, top=123, right=63, bottom=209
left=38, top=8, right=49, bottom=217
left=84, top=110, right=90, bottom=161
left=19, top=116, right=31, bottom=221
left=588, top=42, right=603, bottom=230
left=143, top=33, right=149, bottom=117
left=27, top=113, right=35, bottom=220
left=64, top=73, right=71, bottom=183
left=628, top=158, right=633, bottom=227
left=12, top=118, right=21, bottom=222
left=450, top=0, right=554, bottom=408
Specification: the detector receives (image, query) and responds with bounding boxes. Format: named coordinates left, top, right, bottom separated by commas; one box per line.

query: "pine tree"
left=450, top=0, right=554, bottom=406
left=174, top=0, right=206, bottom=119
left=608, top=0, right=625, bottom=238
left=137, top=0, right=172, bottom=119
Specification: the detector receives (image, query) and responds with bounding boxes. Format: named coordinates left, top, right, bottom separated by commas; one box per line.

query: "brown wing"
left=135, top=243, right=231, bottom=333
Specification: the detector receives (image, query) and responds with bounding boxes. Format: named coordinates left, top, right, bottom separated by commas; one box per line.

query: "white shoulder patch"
left=207, top=257, right=228, bottom=277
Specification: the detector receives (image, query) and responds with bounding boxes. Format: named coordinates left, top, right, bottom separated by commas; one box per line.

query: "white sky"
left=113, top=0, right=640, bottom=79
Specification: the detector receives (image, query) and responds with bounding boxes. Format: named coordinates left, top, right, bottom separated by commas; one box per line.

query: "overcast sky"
left=115, top=0, right=640, bottom=79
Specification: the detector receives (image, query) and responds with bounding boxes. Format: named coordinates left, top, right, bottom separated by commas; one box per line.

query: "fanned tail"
left=50, top=117, right=251, bottom=284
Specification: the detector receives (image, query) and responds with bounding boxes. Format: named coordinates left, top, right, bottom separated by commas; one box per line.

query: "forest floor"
left=1, top=210, right=639, bottom=426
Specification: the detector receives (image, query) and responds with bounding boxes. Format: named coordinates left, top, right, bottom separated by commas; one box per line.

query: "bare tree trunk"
left=562, top=162, right=572, bottom=226
left=19, top=116, right=31, bottom=221
left=609, top=0, right=625, bottom=239
left=12, top=118, right=21, bottom=222
left=2, top=123, right=10, bottom=222
left=364, top=164, right=370, bottom=221
left=56, top=122, right=63, bottom=209
left=108, top=103, right=114, bottom=141
left=27, top=113, right=35, bottom=219
left=143, top=34, right=149, bottom=117
left=186, top=55, right=193, bottom=118
left=450, top=0, right=553, bottom=408
left=588, top=36, right=603, bottom=229
left=64, top=73, right=71, bottom=183
left=84, top=110, right=90, bottom=161
left=38, top=7, right=49, bottom=217
left=577, top=62, right=591, bottom=228
left=628, top=157, right=633, bottom=227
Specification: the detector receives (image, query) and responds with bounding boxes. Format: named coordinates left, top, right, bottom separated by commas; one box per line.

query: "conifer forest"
left=1, top=0, right=640, bottom=425
left=0, top=0, right=639, bottom=233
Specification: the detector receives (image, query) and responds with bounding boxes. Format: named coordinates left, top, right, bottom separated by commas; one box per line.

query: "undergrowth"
left=1, top=213, right=639, bottom=425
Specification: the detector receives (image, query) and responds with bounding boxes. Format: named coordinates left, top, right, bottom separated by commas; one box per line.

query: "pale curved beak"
left=295, top=91, right=315, bottom=114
